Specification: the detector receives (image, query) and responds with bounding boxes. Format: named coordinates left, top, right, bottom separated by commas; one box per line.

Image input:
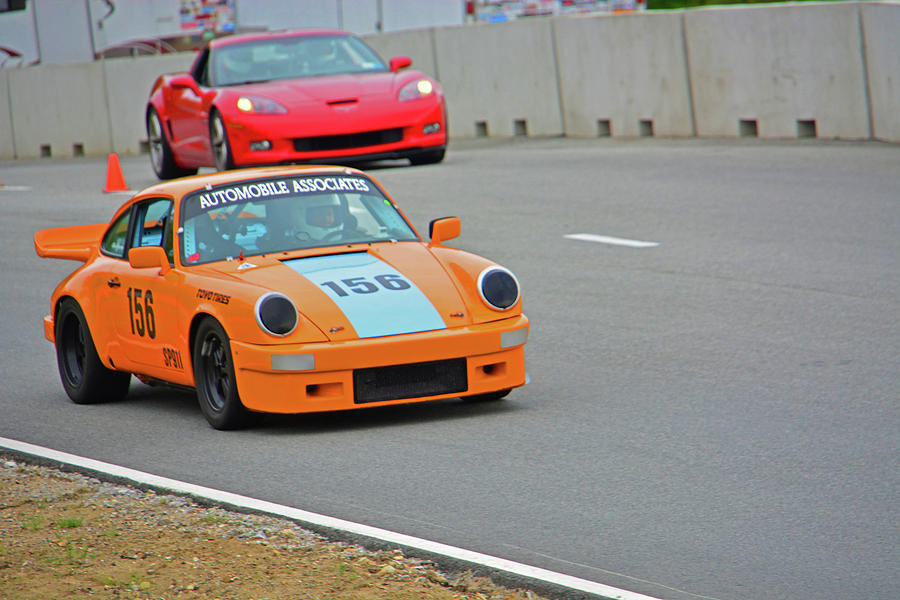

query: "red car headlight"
left=398, top=79, right=435, bottom=102
left=236, top=96, right=288, bottom=114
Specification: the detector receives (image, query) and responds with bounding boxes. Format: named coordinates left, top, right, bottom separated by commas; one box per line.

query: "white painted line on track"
left=0, top=185, right=33, bottom=192
left=565, top=234, right=659, bottom=248
left=0, top=436, right=661, bottom=600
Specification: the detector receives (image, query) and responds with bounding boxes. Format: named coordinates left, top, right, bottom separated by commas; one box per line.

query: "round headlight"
left=478, top=266, right=520, bottom=311
left=255, top=292, right=298, bottom=336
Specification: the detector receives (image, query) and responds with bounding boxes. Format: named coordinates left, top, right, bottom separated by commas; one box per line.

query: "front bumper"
left=230, top=315, right=528, bottom=414
left=226, top=101, right=447, bottom=166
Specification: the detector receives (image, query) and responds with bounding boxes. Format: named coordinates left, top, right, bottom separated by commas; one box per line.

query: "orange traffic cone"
left=103, top=153, right=130, bottom=193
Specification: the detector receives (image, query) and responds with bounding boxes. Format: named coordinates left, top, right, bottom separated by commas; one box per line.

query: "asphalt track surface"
left=1, top=138, right=898, bottom=600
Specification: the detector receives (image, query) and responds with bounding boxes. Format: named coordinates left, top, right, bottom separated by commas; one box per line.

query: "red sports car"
left=146, top=30, right=447, bottom=179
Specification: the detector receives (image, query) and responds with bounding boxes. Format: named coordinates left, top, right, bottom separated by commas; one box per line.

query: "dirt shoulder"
left=0, top=456, right=547, bottom=600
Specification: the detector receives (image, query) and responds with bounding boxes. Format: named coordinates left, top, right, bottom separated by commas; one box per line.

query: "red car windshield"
left=210, top=34, right=388, bottom=86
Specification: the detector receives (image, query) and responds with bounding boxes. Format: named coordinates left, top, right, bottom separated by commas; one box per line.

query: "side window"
left=193, top=48, right=210, bottom=86
left=100, top=210, right=131, bottom=258
left=132, top=199, right=175, bottom=265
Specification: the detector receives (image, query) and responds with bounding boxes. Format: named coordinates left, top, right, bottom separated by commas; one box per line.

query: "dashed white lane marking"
left=0, top=436, right=661, bottom=600
left=0, top=185, right=33, bottom=191
left=565, top=233, right=660, bottom=248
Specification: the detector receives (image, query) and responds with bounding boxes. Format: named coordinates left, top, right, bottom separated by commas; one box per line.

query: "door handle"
left=107, top=277, right=121, bottom=288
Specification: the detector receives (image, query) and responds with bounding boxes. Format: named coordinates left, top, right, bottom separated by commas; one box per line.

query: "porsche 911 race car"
left=146, top=30, right=447, bottom=179
left=34, top=166, right=528, bottom=429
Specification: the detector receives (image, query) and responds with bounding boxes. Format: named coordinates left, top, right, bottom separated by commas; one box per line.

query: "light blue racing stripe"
left=284, top=253, right=447, bottom=339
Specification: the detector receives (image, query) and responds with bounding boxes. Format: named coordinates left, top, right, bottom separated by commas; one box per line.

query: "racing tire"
left=147, top=108, right=197, bottom=180
left=210, top=111, right=235, bottom=172
left=462, top=389, right=511, bottom=403
left=409, top=148, right=445, bottom=166
left=55, top=299, right=130, bottom=404
left=193, top=317, right=249, bottom=430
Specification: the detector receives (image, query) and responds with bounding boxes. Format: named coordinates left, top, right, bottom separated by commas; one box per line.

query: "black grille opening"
left=354, top=358, right=468, bottom=404
left=294, top=128, right=403, bottom=152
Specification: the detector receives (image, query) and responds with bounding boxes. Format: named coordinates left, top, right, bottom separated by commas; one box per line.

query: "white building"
left=0, top=0, right=468, bottom=66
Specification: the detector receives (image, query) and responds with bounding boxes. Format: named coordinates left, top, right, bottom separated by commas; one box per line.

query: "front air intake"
left=353, top=358, right=467, bottom=404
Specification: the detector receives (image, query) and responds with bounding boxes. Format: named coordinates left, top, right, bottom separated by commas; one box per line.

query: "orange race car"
left=34, top=166, right=528, bottom=429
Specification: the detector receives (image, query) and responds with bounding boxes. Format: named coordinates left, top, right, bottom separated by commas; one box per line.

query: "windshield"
left=210, top=34, right=387, bottom=86
left=179, top=174, right=418, bottom=265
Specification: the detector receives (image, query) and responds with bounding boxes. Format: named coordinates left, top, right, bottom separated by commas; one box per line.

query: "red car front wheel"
left=210, top=111, right=235, bottom=172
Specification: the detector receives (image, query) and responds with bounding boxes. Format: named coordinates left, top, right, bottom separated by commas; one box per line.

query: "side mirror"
left=428, top=217, right=460, bottom=247
left=169, top=74, right=202, bottom=96
left=389, top=56, right=412, bottom=73
left=128, top=246, right=171, bottom=274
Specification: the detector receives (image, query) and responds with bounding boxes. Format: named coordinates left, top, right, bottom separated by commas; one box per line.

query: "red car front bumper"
left=223, top=100, right=447, bottom=166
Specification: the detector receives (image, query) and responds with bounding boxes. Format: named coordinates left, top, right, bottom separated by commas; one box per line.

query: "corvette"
left=146, top=30, right=447, bottom=179
left=34, top=166, right=528, bottom=429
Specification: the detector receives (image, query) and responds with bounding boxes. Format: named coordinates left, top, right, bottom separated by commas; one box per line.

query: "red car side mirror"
left=389, top=56, right=412, bottom=73
left=169, top=74, right=203, bottom=96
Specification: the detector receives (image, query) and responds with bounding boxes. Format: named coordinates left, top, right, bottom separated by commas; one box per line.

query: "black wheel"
left=210, top=111, right=235, bottom=172
left=55, top=299, right=130, bottom=404
left=409, top=148, right=445, bottom=166
left=463, top=389, right=511, bottom=403
left=193, top=318, right=248, bottom=429
left=147, top=107, right=197, bottom=180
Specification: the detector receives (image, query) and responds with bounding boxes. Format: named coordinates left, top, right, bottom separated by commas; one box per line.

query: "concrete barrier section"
left=433, top=20, right=563, bottom=138
left=0, top=71, right=14, bottom=159
left=1, top=3, right=897, bottom=156
left=861, top=2, right=900, bottom=143
left=104, top=53, right=196, bottom=155
left=362, top=28, right=439, bottom=80
left=685, top=3, right=871, bottom=140
left=554, top=11, right=694, bottom=138
left=8, top=62, right=113, bottom=159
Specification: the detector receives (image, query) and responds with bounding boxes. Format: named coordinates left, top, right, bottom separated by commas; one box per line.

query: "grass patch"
left=56, top=517, right=83, bottom=529
left=22, top=515, right=45, bottom=531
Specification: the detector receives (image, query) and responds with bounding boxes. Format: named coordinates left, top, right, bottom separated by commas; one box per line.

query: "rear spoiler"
left=34, top=223, right=106, bottom=262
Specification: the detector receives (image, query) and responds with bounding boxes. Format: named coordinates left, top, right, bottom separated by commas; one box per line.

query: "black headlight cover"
left=478, top=266, right=520, bottom=310
left=255, top=292, right=298, bottom=336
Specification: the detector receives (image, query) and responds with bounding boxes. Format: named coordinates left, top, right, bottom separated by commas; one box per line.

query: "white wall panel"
left=554, top=12, right=693, bottom=137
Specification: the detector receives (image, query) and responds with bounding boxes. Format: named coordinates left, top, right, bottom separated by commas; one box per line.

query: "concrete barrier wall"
left=861, top=2, right=900, bottom=141
left=362, top=28, right=439, bottom=81
left=433, top=19, right=564, bottom=138
left=1, top=2, right=897, bottom=160
left=0, top=71, right=13, bottom=160
left=685, top=3, right=871, bottom=139
left=553, top=11, right=694, bottom=138
left=8, top=62, right=112, bottom=159
left=103, top=53, right=196, bottom=155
